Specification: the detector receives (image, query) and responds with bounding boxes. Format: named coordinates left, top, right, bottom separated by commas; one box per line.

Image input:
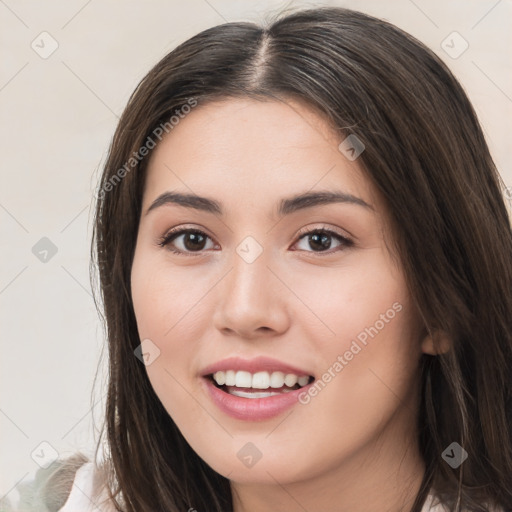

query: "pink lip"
left=199, top=356, right=315, bottom=421
left=199, top=356, right=314, bottom=378
left=201, top=376, right=315, bottom=421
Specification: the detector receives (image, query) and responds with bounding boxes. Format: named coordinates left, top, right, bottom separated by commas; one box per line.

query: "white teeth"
left=214, top=370, right=226, bottom=386
left=270, top=371, right=285, bottom=388
left=252, top=371, right=270, bottom=389
left=229, top=389, right=282, bottom=399
left=284, top=374, right=298, bottom=387
left=235, top=371, right=252, bottom=388
left=298, top=375, right=309, bottom=387
left=212, top=370, right=311, bottom=389
left=225, top=370, right=236, bottom=386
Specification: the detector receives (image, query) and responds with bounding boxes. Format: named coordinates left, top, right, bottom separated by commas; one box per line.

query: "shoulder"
left=0, top=453, right=115, bottom=512
left=0, top=454, right=89, bottom=512
left=421, top=492, right=509, bottom=512
left=421, top=493, right=451, bottom=512
left=58, top=460, right=116, bottom=512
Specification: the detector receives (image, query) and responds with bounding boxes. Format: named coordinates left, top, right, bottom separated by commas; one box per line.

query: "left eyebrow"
left=144, top=190, right=374, bottom=217
left=145, top=191, right=222, bottom=216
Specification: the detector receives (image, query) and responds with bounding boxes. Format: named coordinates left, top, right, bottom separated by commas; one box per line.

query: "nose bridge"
left=226, top=239, right=273, bottom=308
left=213, top=235, right=289, bottom=336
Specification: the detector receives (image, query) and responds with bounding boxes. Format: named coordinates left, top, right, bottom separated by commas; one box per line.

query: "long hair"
left=90, top=6, right=512, bottom=511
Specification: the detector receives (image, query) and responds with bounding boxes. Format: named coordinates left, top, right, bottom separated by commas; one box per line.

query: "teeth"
left=212, top=370, right=311, bottom=389
left=269, top=371, right=285, bottom=388
left=229, top=389, right=292, bottom=399
left=284, top=374, right=298, bottom=387
left=235, top=371, right=252, bottom=388
left=252, top=371, right=270, bottom=389
left=214, top=371, right=226, bottom=386
left=298, top=375, right=309, bottom=386
left=225, top=370, right=236, bottom=386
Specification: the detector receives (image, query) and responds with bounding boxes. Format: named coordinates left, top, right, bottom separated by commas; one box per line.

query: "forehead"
left=143, top=97, right=380, bottom=217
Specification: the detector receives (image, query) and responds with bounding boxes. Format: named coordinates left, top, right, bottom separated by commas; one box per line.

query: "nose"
left=212, top=248, right=290, bottom=339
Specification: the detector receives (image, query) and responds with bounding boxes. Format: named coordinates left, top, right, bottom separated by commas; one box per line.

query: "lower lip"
left=202, top=377, right=314, bottom=421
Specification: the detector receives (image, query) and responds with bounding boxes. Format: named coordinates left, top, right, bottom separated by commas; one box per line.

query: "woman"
left=13, top=5, right=512, bottom=512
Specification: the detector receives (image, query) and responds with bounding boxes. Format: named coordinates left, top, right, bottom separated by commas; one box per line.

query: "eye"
left=292, top=226, right=354, bottom=254
left=158, top=227, right=217, bottom=256
left=157, top=224, right=354, bottom=256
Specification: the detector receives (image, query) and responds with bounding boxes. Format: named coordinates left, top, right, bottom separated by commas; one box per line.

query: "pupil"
left=184, top=232, right=205, bottom=251
left=310, top=233, right=331, bottom=251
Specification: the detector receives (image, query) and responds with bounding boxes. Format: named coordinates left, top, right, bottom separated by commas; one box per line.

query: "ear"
left=421, top=329, right=451, bottom=355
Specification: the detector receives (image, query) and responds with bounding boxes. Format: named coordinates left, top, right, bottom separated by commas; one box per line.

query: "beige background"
left=1, top=0, right=511, bottom=502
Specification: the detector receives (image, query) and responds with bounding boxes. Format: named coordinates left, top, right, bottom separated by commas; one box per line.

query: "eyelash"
left=157, top=225, right=354, bottom=257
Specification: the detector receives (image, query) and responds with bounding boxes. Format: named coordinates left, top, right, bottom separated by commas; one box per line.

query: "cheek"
left=302, top=285, right=422, bottom=451
left=130, top=249, right=212, bottom=418
left=131, top=247, right=211, bottom=339
left=290, top=248, right=415, bottom=361
left=294, top=254, right=422, bottom=442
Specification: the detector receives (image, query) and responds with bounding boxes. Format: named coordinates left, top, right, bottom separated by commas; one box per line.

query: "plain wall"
left=1, top=0, right=511, bottom=503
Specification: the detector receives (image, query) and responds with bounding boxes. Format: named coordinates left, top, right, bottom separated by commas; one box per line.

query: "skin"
left=130, top=97, right=436, bottom=512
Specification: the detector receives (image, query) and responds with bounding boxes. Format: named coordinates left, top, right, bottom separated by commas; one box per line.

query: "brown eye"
left=158, top=229, right=216, bottom=255
left=293, top=228, right=353, bottom=254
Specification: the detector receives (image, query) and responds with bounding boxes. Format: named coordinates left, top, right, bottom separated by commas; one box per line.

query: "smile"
left=211, top=370, right=312, bottom=398
left=200, top=357, right=316, bottom=420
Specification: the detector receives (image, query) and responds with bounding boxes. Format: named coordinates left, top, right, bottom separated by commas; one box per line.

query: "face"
left=130, top=97, right=425, bottom=487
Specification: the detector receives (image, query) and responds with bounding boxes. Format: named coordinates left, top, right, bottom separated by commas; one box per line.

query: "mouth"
left=206, top=370, right=315, bottom=399
left=199, top=356, right=316, bottom=420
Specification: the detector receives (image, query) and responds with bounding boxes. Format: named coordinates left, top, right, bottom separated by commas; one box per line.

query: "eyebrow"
left=145, top=190, right=373, bottom=217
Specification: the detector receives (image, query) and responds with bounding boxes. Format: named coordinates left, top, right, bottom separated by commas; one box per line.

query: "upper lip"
left=200, top=356, right=315, bottom=378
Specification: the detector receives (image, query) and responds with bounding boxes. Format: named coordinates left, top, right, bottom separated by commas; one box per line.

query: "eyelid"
left=160, top=223, right=213, bottom=240
left=293, top=223, right=353, bottom=243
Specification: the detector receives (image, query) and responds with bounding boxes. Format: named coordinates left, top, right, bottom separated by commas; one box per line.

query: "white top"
left=59, top=462, right=114, bottom=512
left=57, top=462, right=470, bottom=512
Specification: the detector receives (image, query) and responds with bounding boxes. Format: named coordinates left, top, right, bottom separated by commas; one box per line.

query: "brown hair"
left=89, top=6, right=512, bottom=511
